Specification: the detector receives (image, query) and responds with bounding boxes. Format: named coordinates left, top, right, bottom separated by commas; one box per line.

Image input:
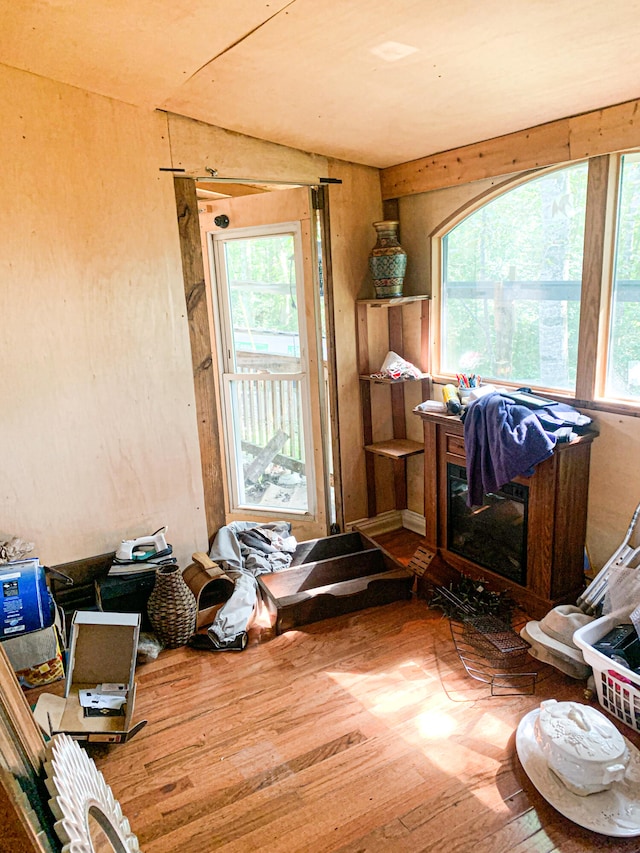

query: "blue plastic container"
left=0, top=558, right=53, bottom=638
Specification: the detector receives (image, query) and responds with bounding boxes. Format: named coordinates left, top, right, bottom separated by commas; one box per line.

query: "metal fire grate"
left=433, top=585, right=537, bottom=696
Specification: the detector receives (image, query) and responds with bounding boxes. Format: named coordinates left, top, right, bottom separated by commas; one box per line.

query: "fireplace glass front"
left=447, top=463, right=528, bottom=585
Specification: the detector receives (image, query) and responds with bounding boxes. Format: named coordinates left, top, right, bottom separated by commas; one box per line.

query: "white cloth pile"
left=206, top=521, right=297, bottom=648
left=521, top=605, right=594, bottom=679
left=370, top=351, right=422, bottom=381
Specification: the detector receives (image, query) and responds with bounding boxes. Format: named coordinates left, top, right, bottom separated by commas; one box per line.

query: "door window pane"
left=213, top=223, right=314, bottom=516
left=606, top=153, right=640, bottom=401
left=442, top=163, right=588, bottom=390
left=229, top=376, right=309, bottom=512
left=224, top=235, right=302, bottom=374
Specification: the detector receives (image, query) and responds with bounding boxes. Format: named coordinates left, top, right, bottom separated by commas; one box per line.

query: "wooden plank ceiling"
left=2, top=0, right=640, bottom=169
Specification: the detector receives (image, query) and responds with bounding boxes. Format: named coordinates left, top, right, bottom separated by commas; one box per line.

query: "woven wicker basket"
left=147, top=565, right=197, bottom=648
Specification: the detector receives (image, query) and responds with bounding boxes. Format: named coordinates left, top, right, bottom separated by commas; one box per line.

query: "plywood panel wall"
left=1, top=63, right=385, bottom=561
left=166, top=112, right=328, bottom=182
left=0, top=65, right=208, bottom=567
left=586, top=410, right=640, bottom=571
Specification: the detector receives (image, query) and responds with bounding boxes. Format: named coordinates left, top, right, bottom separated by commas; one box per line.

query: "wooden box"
left=258, top=532, right=413, bottom=634
left=183, top=553, right=235, bottom=629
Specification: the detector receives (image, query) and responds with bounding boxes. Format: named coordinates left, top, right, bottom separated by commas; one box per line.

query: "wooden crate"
left=258, top=532, right=413, bottom=634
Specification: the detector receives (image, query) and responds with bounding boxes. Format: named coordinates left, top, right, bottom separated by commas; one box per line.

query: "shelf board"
left=357, top=295, right=430, bottom=307
left=360, top=373, right=430, bottom=384
left=364, top=439, right=424, bottom=459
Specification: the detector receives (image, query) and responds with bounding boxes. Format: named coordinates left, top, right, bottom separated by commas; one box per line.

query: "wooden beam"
left=173, top=177, right=225, bottom=544
left=575, top=156, right=618, bottom=401
left=569, top=99, right=640, bottom=160
left=381, top=119, right=571, bottom=199
left=240, top=442, right=306, bottom=475
left=243, top=429, right=289, bottom=484
left=392, top=457, right=407, bottom=510
left=381, top=97, right=640, bottom=199
left=0, top=647, right=45, bottom=775
left=388, top=306, right=405, bottom=439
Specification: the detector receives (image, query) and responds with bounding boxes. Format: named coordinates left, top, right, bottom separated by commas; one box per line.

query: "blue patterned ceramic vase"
left=368, top=220, right=407, bottom=298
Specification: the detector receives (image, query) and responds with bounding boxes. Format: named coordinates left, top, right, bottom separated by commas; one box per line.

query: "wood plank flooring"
left=83, top=542, right=640, bottom=853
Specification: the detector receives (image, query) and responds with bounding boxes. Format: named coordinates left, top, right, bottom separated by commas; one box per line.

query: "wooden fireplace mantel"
left=415, top=409, right=597, bottom=619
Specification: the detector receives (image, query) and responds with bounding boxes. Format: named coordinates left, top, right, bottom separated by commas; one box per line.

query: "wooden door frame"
left=173, top=177, right=226, bottom=545
left=315, top=185, right=344, bottom=532
left=173, top=178, right=344, bottom=540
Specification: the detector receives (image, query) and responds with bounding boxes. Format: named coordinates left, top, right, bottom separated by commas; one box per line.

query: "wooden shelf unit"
left=356, top=295, right=431, bottom=519
left=363, top=438, right=424, bottom=459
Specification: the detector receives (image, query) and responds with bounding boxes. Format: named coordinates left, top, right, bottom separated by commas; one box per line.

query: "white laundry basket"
left=574, top=613, right=640, bottom=733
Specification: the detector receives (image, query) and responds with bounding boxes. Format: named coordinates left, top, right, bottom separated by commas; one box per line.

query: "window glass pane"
left=224, top=235, right=301, bottom=374
left=229, top=377, right=309, bottom=512
left=442, top=163, right=588, bottom=390
left=606, top=153, right=640, bottom=401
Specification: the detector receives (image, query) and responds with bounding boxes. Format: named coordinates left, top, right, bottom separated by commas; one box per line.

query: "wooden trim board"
left=381, top=96, right=640, bottom=199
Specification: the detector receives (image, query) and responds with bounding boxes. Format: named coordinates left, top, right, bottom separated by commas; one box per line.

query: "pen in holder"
left=458, top=386, right=472, bottom=405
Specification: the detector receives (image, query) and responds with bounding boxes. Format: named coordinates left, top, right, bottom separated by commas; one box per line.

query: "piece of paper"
left=79, top=689, right=126, bottom=710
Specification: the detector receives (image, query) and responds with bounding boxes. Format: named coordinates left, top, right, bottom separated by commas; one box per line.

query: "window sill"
left=431, top=375, right=640, bottom=419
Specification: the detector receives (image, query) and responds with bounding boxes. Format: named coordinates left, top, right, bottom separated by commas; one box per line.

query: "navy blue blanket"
left=463, top=392, right=556, bottom=507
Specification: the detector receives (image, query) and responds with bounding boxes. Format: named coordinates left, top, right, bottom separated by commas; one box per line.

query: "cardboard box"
left=34, top=611, right=147, bottom=743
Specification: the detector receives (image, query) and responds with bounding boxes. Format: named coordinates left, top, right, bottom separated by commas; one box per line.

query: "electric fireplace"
left=415, top=409, right=597, bottom=619
left=447, top=463, right=528, bottom=585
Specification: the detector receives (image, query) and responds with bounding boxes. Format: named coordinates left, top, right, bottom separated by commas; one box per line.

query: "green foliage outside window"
left=442, top=163, right=588, bottom=390
left=607, top=155, right=640, bottom=400
left=225, top=235, right=299, bottom=341
left=442, top=154, right=640, bottom=403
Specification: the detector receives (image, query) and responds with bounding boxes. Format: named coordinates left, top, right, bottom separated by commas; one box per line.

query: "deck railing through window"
left=236, top=353, right=305, bottom=472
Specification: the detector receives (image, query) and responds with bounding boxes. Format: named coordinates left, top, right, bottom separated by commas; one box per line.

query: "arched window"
left=438, top=162, right=589, bottom=392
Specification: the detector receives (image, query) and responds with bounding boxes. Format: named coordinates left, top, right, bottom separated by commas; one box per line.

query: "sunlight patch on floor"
left=470, top=779, right=516, bottom=813
left=326, top=662, right=441, bottom=720
left=467, top=709, right=516, bottom=750
left=414, top=708, right=458, bottom=740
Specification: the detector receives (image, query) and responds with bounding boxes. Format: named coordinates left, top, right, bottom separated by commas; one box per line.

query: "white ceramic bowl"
left=534, top=699, right=629, bottom=796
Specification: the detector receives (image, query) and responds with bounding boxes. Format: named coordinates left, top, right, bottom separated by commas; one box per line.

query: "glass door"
left=211, top=220, right=320, bottom=522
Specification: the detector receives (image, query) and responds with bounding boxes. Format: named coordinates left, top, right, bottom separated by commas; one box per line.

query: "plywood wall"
left=587, top=411, right=640, bottom=571
left=0, top=63, right=377, bottom=566
left=166, top=112, right=329, bottom=182
left=399, top=177, right=640, bottom=572
left=0, top=64, right=208, bottom=567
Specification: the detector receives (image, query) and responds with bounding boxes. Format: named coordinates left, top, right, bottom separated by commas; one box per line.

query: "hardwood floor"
left=83, top=564, right=640, bottom=853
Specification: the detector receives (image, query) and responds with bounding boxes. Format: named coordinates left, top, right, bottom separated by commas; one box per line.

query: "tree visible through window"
left=606, top=153, right=640, bottom=401
left=441, top=163, right=588, bottom=391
